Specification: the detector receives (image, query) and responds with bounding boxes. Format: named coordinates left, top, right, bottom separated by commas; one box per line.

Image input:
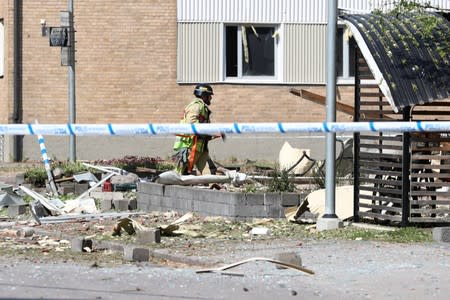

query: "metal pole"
left=317, top=0, right=342, bottom=230
left=324, top=0, right=337, bottom=217
left=68, top=0, right=76, bottom=161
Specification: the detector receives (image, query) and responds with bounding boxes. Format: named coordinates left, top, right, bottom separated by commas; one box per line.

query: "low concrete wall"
left=137, top=182, right=305, bottom=219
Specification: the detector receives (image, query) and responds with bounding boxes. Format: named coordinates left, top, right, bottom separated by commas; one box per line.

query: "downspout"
left=12, top=0, right=22, bottom=161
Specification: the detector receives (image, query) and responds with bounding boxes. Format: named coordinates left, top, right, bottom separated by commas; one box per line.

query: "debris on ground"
left=196, top=256, right=314, bottom=275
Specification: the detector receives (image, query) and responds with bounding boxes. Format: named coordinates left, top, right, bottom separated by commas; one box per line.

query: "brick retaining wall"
left=137, top=182, right=304, bottom=219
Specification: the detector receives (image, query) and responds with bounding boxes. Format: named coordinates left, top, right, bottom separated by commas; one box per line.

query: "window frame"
left=337, top=23, right=356, bottom=85
left=223, top=23, right=282, bottom=83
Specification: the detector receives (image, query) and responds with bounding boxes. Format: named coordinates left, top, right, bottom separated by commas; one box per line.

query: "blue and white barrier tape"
left=0, top=121, right=448, bottom=136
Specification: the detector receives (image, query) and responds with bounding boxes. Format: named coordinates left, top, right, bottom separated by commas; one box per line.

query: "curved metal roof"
left=341, top=13, right=450, bottom=112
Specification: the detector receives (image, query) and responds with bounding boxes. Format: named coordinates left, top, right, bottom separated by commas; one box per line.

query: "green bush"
left=24, top=167, right=47, bottom=187
left=267, top=168, right=295, bottom=193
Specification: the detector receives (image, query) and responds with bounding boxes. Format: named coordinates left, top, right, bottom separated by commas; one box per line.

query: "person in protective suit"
left=173, top=84, right=225, bottom=175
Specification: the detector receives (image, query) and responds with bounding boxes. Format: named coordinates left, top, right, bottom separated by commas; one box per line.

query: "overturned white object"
left=305, top=185, right=371, bottom=220
left=279, top=141, right=314, bottom=176
left=156, top=170, right=248, bottom=186
left=63, top=197, right=98, bottom=214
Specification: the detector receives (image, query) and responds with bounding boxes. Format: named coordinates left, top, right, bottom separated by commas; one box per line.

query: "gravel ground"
left=0, top=225, right=449, bottom=300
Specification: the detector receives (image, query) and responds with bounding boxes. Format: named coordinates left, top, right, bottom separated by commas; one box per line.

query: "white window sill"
left=223, top=77, right=282, bottom=84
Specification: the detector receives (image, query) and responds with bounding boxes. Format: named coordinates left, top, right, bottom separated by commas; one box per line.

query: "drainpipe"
left=12, top=0, right=22, bottom=162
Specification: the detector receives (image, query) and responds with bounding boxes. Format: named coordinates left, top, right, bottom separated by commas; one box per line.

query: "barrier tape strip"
left=0, top=122, right=449, bottom=136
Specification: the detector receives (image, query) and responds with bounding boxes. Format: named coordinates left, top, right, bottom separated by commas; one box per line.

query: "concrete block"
left=172, top=198, right=193, bottom=211
left=112, top=192, right=124, bottom=201
left=193, top=200, right=233, bottom=216
left=74, top=183, right=89, bottom=195
left=433, top=227, right=450, bottom=243
left=124, top=245, right=150, bottom=262
left=58, top=184, right=75, bottom=195
left=165, top=185, right=195, bottom=200
left=263, top=193, right=281, bottom=206
left=128, top=198, right=137, bottom=210
left=138, top=194, right=165, bottom=211
left=113, top=199, right=129, bottom=211
left=71, top=237, right=93, bottom=252
left=8, top=205, right=27, bottom=217
left=281, top=193, right=300, bottom=207
left=273, top=252, right=302, bottom=269
left=101, top=199, right=112, bottom=211
left=90, top=192, right=114, bottom=201
left=16, top=227, right=35, bottom=238
left=136, top=228, right=161, bottom=244
left=245, top=193, right=264, bottom=205
left=138, top=182, right=165, bottom=196
left=15, top=173, right=25, bottom=185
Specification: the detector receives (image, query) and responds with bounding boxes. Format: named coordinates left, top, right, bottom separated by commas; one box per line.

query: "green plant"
left=267, top=168, right=295, bottom=193
left=24, top=167, right=47, bottom=187
left=55, top=161, right=88, bottom=177
left=243, top=183, right=258, bottom=194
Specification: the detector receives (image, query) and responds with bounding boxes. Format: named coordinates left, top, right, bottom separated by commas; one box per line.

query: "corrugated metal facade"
left=177, top=23, right=222, bottom=83
left=177, top=0, right=450, bottom=23
left=284, top=24, right=326, bottom=84
left=177, top=0, right=450, bottom=84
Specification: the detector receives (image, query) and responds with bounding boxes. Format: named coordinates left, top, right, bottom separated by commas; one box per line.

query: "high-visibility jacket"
left=173, top=98, right=211, bottom=153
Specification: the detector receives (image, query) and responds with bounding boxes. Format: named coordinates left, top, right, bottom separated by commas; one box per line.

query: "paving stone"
left=433, top=227, right=450, bottom=243
left=124, top=245, right=150, bottom=262
left=71, top=237, right=93, bottom=252
left=8, top=204, right=27, bottom=217
left=136, top=228, right=161, bottom=244
left=113, top=199, right=129, bottom=211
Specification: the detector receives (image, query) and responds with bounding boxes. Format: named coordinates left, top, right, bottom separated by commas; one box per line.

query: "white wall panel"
left=177, top=23, right=221, bottom=83
left=284, top=24, right=326, bottom=83
left=178, top=0, right=450, bottom=23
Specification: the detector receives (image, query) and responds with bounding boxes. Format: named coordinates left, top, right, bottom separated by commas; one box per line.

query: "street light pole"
left=317, top=0, right=343, bottom=231
left=68, top=0, right=76, bottom=161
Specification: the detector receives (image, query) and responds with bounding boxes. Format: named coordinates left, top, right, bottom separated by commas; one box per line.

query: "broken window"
left=336, top=26, right=356, bottom=80
left=225, top=25, right=276, bottom=78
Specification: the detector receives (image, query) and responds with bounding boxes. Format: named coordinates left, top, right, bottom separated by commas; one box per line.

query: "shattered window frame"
left=336, top=24, right=357, bottom=84
left=224, top=24, right=279, bottom=81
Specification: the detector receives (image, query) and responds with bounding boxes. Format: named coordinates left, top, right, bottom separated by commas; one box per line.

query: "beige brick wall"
left=1, top=0, right=356, bottom=127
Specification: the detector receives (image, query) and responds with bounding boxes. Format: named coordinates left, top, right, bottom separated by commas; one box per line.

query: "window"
left=0, top=19, right=4, bottom=78
left=225, top=25, right=277, bottom=80
left=336, top=26, right=356, bottom=81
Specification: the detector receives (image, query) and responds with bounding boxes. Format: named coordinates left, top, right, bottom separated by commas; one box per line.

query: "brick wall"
left=1, top=0, right=355, bottom=126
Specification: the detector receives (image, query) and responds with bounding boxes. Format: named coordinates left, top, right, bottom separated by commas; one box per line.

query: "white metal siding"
left=284, top=24, right=326, bottom=84
left=178, top=0, right=450, bottom=23
left=177, top=23, right=221, bottom=83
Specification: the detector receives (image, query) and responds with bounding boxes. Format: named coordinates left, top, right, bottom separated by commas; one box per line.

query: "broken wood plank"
left=290, top=88, right=394, bottom=120
left=290, top=88, right=354, bottom=116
